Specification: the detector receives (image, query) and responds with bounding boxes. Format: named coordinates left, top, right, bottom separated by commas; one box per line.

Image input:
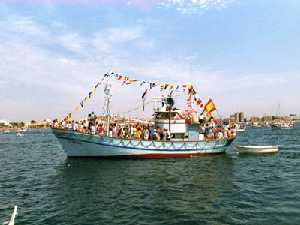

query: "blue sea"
left=1, top=125, right=300, bottom=225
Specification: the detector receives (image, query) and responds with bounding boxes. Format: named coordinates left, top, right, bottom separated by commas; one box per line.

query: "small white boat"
left=20, top=128, right=27, bottom=132
left=3, top=206, right=17, bottom=225
left=235, top=145, right=279, bottom=154
left=16, top=132, right=24, bottom=137
left=236, top=128, right=246, bottom=132
left=235, top=123, right=246, bottom=132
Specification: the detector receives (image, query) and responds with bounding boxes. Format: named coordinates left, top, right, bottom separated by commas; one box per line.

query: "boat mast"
left=104, top=80, right=112, bottom=136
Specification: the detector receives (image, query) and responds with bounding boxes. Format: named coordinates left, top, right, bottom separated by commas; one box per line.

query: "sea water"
left=0, top=125, right=300, bottom=225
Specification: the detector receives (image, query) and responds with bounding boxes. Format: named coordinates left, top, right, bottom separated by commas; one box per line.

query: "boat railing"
left=52, top=127, right=235, bottom=144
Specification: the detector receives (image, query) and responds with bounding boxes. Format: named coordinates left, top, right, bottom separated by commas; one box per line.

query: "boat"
left=271, top=104, right=294, bottom=129
left=19, top=128, right=27, bottom=132
left=52, top=72, right=236, bottom=158
left=3, top=206, right=17, bottom=225
left=271, top=122, right=293, bottom=129
left=16, top=132, right=24, bottom=137
left=234, top=123, right=246, bottom=132
left=235, top=145, right=279, bottom=154
left=53, top=128, right=234, bottom=158
left=236, top=128, right=246, bottom=132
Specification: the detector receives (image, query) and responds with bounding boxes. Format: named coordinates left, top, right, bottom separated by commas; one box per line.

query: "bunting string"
left=64, top=71, right=216, bottom=120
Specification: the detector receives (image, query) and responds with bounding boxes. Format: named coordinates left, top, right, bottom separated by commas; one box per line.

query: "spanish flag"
left=204, top=98, right=216, bottom=114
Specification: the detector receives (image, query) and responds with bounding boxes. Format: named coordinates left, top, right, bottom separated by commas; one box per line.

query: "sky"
left=1, top=0, right=300, bottom=121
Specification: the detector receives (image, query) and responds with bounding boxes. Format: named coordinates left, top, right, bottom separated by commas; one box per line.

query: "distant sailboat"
left=271, top=103, right=294, bottom=129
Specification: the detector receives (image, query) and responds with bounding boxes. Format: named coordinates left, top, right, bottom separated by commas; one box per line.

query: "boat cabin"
left=152, top=96, right=202, bottom=140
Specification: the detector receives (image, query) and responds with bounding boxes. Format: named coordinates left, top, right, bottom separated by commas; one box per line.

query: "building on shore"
left=0, top=119, right=52, bottom=130
left=25, top=120, right=52, bottom=129
left=0, top=119, right=11, bottom=128
left=230, top=112, right=245, bottom=123
left=290, top=114, right=300, bottom=122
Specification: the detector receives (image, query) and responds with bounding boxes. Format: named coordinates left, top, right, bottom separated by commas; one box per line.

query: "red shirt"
left=98, top=127, right=105, bottom=136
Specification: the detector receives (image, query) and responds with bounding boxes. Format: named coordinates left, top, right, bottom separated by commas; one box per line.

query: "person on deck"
left=112, top=124, right=117, bottom=137
left=109, top=126, right=113, bottom=137
left=135, top=127, right=142, bottom=139
left=143, top=126, right=150, bottom=141
left=162, top=129, right=168, bottom=141
left=98, top=124, right=105, bottom=136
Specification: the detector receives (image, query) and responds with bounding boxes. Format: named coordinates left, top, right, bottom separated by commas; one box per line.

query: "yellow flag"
left=204, top=98, right=216, bottom=114
left=160, top=83, right=164, bottom=91
left=75, top=105, right=81, bottom=112
left=126, top=79, right=138, bottom=85
left=92, top=87, right=96, bottom=95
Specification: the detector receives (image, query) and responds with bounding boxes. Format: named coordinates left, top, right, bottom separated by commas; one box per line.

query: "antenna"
left=103, top=79, right=112, bottom=136
left=104, top=82, right=112, bottom=116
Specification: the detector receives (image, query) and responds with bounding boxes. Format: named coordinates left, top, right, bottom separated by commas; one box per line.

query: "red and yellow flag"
left=204, top=98, right=216, bottom=114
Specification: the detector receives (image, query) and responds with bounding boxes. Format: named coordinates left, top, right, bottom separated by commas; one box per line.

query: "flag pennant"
left=80, top=101, right=84, bottom=108
left=142, top=89, right=148, bottom=99
left=168, top=84, right=174, bottom=90
left=92, top=87, right=96, bottom=96
left=75, top=105, right=81, bottom=112
left=140, top=81, right=146, bottom=86
left=126, top=79, right=138, bottom=85
left=160, top=83, right=164, bottom=91
left=149, top=82, right=156, bottom=89
left=116, top=75, right=123, bottom=80
left=195, top=98, right=202, bottom=106
left=142, top=89, right=148, bottom=112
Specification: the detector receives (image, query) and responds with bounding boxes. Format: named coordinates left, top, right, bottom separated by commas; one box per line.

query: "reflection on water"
left=1, top=126, right=300, bottom=225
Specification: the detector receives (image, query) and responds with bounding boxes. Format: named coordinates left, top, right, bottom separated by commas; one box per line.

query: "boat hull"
left=235, top=145, right=279, bottom=154
left=52, top=128, right=234, bottom=158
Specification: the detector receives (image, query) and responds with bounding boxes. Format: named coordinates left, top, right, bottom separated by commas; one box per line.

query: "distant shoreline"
left=0, top=127, right=50, bottom=132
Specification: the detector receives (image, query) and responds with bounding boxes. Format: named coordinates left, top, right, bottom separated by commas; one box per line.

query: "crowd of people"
left=52, top=112, right=236, bottom=141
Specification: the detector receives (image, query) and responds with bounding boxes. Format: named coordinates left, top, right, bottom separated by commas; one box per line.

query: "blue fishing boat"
left=53, top=128, right=234, bottom=158
left=52, top=73, right=235, bottom=158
